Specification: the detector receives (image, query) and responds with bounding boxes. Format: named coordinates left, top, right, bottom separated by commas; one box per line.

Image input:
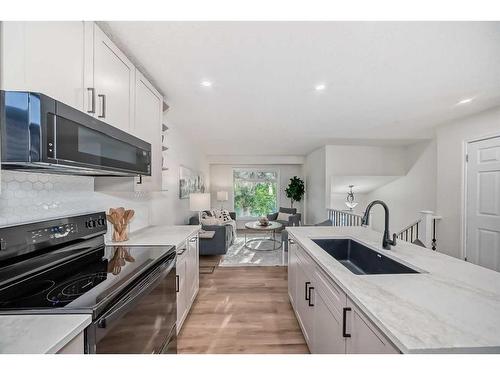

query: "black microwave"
left=0, top=91, right=151, bottom=176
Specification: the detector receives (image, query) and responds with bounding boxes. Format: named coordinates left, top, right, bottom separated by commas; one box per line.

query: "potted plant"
left=285, top=176, right=305, bottom=208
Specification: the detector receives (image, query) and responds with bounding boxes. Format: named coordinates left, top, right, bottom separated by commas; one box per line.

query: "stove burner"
left=46, top=272, right=107, bottom=305
left=0, top=280, right=55, bottom=307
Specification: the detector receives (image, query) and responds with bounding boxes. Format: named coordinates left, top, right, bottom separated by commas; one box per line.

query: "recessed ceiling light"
left=315, top=83, right=326, bottom=91
left=456, top=97, right=474, bottom=105
left=200, top=80, right=213, bottom=87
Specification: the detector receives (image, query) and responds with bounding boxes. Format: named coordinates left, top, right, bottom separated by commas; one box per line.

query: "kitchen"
left=1, top=4, right=500, bottom=375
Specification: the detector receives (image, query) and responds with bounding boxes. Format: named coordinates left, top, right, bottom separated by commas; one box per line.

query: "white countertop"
left=105, top=225, right=200, bottom=249
left=287, top=226, right=500, bottom=353
left=0, top=314, right=91, bottom=354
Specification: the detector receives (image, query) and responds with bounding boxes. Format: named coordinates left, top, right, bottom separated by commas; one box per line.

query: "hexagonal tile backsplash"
left=0, top=171, right=151, bottom=231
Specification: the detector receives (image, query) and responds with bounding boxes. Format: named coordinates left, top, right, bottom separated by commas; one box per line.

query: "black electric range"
left=0, top=212, right=177, bottom=354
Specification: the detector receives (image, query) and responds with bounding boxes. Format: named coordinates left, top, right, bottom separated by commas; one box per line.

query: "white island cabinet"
left=288, top=236, right=399, bottom=354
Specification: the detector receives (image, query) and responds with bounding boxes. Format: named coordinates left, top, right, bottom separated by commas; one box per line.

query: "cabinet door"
left=1, top=21, right=85, bottom=111
left=346, top=298, right=399, bottom=354
left=134, top=70, right=163, bottom=191
left=287, top=238, right=298, bottom=307
left=93, top=24, right=135, bottom=132
left=176, top=250, right=187, bottom=334
left=186, top=236, right=199, bottom=304
left=311, top=269, right=347, bottom=353
left=294, top=258, right=314, bottom=348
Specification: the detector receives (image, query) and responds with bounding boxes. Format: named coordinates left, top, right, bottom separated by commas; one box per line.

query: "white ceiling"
left=104, top=21, right=500, bottom=155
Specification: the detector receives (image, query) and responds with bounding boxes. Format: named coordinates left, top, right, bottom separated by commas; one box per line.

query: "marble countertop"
left=0, top=314, right=91, bottom=354
left=287, top=226, right=500, bottom=353
left=105, top=225, right=200, bottom=249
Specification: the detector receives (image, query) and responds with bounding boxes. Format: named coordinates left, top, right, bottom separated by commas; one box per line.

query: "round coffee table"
left=244, top=221, right=284, bottom=251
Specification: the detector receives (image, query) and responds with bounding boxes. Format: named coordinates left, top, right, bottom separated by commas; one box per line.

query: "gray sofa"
left=267, top=207, right=302, bottom=228
left=189, top=211, right=236, bottom=255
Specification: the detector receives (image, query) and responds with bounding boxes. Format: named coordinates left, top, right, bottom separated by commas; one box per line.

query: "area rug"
left=219, top=234, right=287, bottom=267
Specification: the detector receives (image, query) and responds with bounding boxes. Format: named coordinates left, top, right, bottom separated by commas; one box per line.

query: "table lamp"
left=189, top=193, right=211, bottom=223
left=216, top=191, right=229, bottom=209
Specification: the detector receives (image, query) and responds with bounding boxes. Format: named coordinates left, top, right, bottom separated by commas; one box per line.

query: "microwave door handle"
left=97, top=259, right=175, bottom=329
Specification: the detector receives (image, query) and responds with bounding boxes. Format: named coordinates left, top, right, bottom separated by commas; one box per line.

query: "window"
left=233, top=169, right=278, bottom=218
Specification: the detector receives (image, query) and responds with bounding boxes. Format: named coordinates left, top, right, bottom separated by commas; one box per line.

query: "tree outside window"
left=233, top=169, right=278, bottom=217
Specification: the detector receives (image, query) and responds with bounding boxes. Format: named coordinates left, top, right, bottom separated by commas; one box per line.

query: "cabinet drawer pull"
left=342, top=307, right=351, bottom=338
left=175, top=275, right=179, bottom=293
left=98, top=94, right=106, bottom=118
left=308, top=286, right=314, bottom=307
left=87, top=87, right=95, bottom=114
left=305, top=281, right=311, bottom=301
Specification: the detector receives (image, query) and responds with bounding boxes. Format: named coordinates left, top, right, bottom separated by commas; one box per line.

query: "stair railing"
left=327, top=209, right=363, bottom=227
left=396, top=220, right=421, bottom=244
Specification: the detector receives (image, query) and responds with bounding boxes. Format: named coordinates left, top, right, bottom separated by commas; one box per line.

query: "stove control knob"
left=97, top=218, right=106, bottom=226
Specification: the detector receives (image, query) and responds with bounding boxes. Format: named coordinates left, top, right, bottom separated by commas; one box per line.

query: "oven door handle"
left=97, top=258, right=175, bottom=329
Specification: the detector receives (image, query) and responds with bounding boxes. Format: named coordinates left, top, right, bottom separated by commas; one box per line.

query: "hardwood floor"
left=178, top=262, right=309, bottom=354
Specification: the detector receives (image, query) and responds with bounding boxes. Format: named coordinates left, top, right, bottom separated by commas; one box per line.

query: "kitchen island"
left=286, top=226, right=500, bottom=353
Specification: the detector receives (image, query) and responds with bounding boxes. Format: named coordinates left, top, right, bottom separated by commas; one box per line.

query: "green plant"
left=285, top=176, right=305, bottom=208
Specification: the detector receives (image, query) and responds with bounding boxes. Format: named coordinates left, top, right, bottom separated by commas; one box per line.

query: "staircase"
left=326, top=209, right=441, bottom=251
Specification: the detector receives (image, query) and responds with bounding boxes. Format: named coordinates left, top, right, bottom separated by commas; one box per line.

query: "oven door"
left=47, top=100, right=151, bottom=176
left=86, top=252, right=177, bottom=354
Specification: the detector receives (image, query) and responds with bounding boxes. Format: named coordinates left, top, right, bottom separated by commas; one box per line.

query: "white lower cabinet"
left=345, top=299, right=399, bottom=354
left=288, top=236, right=399, bottom=354
left=176, top=234, right=199, bottom=334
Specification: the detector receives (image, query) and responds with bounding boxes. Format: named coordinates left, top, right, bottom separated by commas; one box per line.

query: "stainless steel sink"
left=312, top=238, right=419, bottom=275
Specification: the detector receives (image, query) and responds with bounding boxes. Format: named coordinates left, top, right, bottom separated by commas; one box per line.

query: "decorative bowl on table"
left=258, top=217, right=270, bottom=226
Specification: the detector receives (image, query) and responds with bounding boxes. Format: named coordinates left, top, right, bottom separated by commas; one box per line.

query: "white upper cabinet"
left=91, top=24, right=135, bottom=133
left=133, top=70, right=163, bottom=191
left=0, top=21, right=86, bottom=111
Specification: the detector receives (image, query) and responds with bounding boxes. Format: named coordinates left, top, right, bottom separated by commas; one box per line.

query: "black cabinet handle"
left=175, top=275, right=179, bottom=293
left=342, top=307, right=351, bottom=337
left=308, top=287, right=315, bottom=307
left=305, top=281, right=311, bottom=301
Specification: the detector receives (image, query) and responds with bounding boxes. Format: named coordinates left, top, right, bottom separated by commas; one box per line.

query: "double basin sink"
left=312, top=238, right=419, bottom=275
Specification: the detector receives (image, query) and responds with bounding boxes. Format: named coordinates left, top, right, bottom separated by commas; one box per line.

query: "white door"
left=466, top=136, right=500, bottom=272
left=93, top=24, right=135, bottom=132
left=1, top=21, right=86, bottom=111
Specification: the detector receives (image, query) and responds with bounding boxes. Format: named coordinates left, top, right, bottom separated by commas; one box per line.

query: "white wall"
left=209, top=163, right=304, bottom=225
left=304, top=147, right=327, bottom=224
left=149, top=117, right=209, bottom=225
left=436, top=106, right=500, bottom=259
left=365, top=140, right=437, bottom=233
left=325, top=145, right=407, bottom=213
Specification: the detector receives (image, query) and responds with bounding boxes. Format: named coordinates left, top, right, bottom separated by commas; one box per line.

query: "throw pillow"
left=277, top=212, right=292, bottom=222
left=215, top=209, right=232, bottom=223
